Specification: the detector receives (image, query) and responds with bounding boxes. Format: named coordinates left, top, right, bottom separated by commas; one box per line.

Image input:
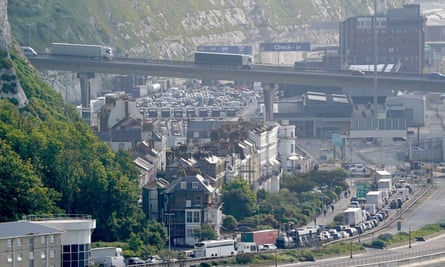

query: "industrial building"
left=340, top=4, right=425, bottom=73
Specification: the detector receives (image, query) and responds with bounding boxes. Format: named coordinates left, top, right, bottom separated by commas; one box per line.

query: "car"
left=349, top=164, right=365, bottom=172
left=21, top=46, right=38, bottom=56
left=344, top=227, right=357, bottom=236
left=260, top=243, right=277, bottom=250
left=146, top=255, right=163, bottom=264
left=319, top=231, right=331, bottom=241
left=390, top=199, right=398, bottom=209
left=351, top=70, right=365, bottom=75
left=429, top=72, right=445, bottom=80
left=126, top=257, right=145, bottom=266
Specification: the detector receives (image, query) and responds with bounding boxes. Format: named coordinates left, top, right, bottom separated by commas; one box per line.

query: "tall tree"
left=222, top=178, right=257, bottom=221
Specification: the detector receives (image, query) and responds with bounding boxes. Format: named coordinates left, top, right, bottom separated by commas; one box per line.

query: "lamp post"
left=165, top=213, right=175, bottom=255
left=257, top=204, right=260, bottom=228
left=409, top=227, right=412, bottom=248
left=350, top=237, right=353, bottom=258
left=373, top=0, right=378, bottom=119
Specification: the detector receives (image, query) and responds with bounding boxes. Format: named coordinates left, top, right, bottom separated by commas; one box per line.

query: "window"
left=192, top=182, right=198, bottom=189
left=16, top=238, right=22, bottom=247
left=7, top=254, right=12, bottom=263
left=186, top=211, right=193, bottom=223
left=118, top=143, right=125, bottom=150
left=17, top=253, right=22, bottom=262
left=50, top=249, right=55, bottom=258
left=180, top=182, right=187, bottom=189
left=193, top=211, right=200, bottom=223
left=41, top=251, right=46, bottom=259
left=7, top=239, right=12, bottom=248
left=41, top=236, right=46, bottom=244
left=50, top=235, right=55, bottom=244
left=195, top=196, right=202, bottom=206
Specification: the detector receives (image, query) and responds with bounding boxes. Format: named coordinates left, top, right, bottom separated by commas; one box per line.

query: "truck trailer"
left=51, top=43, right=113, bottom=60
left=91, top=247, right=125, bottom=267
left=194, top=51, right=253, bottom=69
left=378, top=178, right=393, bottom=195
left=343, top=207, right=364, bottom=226
left=240, top=229, right=279, bottom=246
left=366, top=191, right=384, bottom=210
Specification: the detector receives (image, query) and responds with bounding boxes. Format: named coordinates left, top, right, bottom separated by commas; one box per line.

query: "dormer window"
left=180, top=181, right=187, bottom=189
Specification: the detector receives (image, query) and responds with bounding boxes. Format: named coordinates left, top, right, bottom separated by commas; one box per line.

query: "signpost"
left=259, top=42, right=311, bottom=52
left=356, top=183, right=367, bottom=201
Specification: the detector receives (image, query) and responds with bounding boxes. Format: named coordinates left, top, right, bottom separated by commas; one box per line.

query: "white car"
left=260, top=243, right=277, bottom=250
left=349, top=164, right=365, bottom=172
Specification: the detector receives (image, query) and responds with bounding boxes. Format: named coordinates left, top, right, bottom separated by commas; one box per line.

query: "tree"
left=222, top=178, right=257, bottom=221
left=193, top=224, right=217, bottom=241
left=222, top=215, right=238, bottom=232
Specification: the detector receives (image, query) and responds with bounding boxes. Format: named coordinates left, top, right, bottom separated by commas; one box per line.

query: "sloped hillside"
left=8, top=0, right=402, bottom=59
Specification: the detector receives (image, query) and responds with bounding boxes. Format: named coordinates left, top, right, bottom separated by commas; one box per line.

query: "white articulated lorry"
left=51, top=43, right=113, bottom=60
left=91, top=247, right=125, bottom=267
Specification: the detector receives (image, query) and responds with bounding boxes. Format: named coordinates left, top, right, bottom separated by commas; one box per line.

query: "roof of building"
left=187, top=120, right=226, bottom=132
left=0, top=221, right=64, bottom=238
left=165, top=174, right=215, bottom=194
left=134, top=157, right=153, bottom=171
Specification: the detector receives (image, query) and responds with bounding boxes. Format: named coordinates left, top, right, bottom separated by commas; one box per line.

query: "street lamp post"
left=350, top=237, right=353, bottom=258
left=409, top=227, right=412, bottom=248
left=165, top=213, right=175, bottom=255
left=257, top=204, right=260, bottom=228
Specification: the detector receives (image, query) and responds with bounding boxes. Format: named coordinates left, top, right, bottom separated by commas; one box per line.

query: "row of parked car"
left=319, top=209, right=390, bottom=242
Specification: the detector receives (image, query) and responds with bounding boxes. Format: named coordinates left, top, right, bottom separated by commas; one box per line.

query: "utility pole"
left=165, top=212, right=175, bottom=263
left=409, top=227, right=412, bottom=248
left=373, top=0, right=378, bottom=119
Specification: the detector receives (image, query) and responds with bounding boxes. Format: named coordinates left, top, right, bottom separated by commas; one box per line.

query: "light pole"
left=408, top=227, right=412, bottom=248
left=373, top=0, right=378, bottom=119
left=257, top=203, right=261, bottom=228
left=165, top=213, right=175, bottom=254
left=350, top=237, right=353, bottom=258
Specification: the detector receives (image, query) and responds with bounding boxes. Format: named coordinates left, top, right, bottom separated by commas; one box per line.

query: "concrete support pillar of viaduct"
left=77, top=72, right=95, bottom=122
left=262, top=83, right=277, bottom=121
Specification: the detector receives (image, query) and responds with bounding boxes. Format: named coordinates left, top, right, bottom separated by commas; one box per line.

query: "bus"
left=194, top=239, right=237, bottom=258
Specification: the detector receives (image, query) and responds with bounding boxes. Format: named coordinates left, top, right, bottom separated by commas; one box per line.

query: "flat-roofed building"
left=0, top=221, right=63, bottom=267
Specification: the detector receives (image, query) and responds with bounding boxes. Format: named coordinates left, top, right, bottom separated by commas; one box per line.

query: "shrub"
left=378, top=233, right=393, bottom=242
left=371, top=239, right=386, bottom=249
left=236, top=253, right=254, bottom=264
left=8, top=97, right=19, bottom=106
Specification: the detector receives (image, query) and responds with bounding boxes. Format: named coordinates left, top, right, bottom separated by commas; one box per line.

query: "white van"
left=21, top=46, right=38, bottom=56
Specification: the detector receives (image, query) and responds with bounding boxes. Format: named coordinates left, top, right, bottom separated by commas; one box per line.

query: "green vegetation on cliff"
left=0, top=50, right=165, bottom=248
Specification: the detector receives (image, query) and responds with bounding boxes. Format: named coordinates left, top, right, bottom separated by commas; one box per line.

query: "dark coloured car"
left=351, top=70, right=365, bottom=75
left=429, top=72, right=445, bottom=80
left=126, top=257, right=145, bottom=266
